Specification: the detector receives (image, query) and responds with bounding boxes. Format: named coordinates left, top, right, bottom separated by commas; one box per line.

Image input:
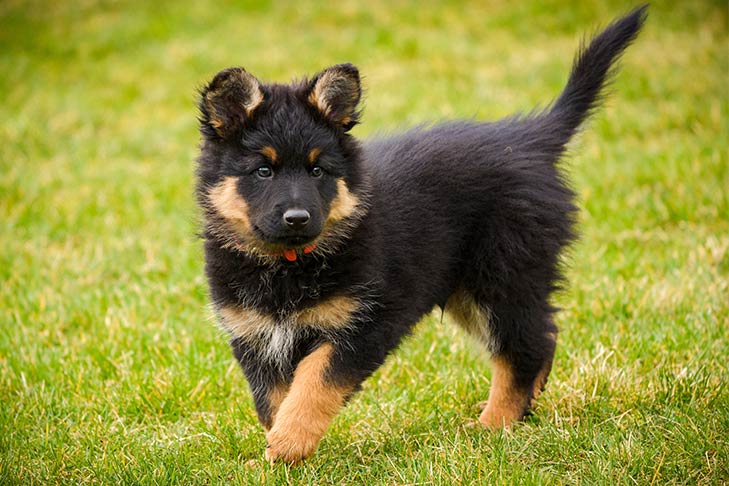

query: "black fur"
left=195, top=6, right=647, bottom=458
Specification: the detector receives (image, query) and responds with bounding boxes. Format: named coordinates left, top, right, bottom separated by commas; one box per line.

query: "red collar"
left=281, top=243, right=317, bottom=262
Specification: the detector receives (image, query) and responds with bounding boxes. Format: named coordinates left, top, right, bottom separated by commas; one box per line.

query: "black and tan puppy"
left=196, top=7, right=646, bottom=463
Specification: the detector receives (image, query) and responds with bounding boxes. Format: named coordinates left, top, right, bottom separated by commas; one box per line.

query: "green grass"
left=1, top=0, right=727, bottom=483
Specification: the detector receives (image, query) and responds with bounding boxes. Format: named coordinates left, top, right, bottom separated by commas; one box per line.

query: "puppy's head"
left=196, top=64, right=367, bottom=261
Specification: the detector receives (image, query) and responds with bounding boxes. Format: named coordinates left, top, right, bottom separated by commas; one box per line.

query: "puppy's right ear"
left=307, top=64, right=361, bottom=131
left=199, top=67, right=264, bottom=138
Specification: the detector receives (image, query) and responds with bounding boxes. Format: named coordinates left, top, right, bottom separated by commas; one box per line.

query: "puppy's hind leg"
left=479, top=307, right=557, bottom=430
left=446, top=289, right=556, bottom=429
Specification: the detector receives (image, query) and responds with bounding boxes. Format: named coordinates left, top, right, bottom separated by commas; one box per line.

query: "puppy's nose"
left=283, top=208, right=310, bottom=229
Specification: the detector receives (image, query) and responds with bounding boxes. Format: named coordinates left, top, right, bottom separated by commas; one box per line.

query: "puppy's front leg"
left=265, top=342, right=352, bottom=463
left=230, top=338, right=291, bottom=431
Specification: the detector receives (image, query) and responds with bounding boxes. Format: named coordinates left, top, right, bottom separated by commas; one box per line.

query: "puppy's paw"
left=478, top=403, right=519, bottom=431
left=265, top=426, right=320, bottom=464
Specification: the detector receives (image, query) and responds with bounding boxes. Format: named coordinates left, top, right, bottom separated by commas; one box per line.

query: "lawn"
left=1, top=0, right=727, bottom=484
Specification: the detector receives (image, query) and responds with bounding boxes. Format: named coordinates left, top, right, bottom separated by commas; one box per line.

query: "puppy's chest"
left=221, top=292, right=360, bottom=333
left=212, top=255, right=375, bottom=367
left=218, top=293, right=362, bottom=369
left=228, top=257, right=345, bottom=309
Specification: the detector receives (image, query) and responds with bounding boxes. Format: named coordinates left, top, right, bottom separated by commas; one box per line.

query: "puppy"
left=195, top=6, right=647, bottom=463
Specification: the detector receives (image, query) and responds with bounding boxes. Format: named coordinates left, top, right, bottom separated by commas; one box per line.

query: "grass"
left=1, top=0, right=727, bottom=483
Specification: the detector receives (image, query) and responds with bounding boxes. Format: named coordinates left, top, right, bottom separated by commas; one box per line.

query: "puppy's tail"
left=548, top=5, right=647, bottom=134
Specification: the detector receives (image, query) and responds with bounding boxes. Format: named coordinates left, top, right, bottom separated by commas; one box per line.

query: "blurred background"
left=1, top=0, right=726, bottom=483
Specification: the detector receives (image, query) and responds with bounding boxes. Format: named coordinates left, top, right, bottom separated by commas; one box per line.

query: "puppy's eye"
left=256, top=165, right=273, bottom=179
left=310, top=166, right=323, bottom=178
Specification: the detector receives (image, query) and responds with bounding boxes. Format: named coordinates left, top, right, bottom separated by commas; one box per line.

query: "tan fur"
left=204, top=90, right=226, bottom=135
left=308, top=70, right=338, bottom=117
left=308, top=69, right=358, bottom=124
left=207, top=176, right=362, bottom=262
left=219, top=296, right=359, bottom=369
left=308, top=147, right=322, bottom=164
left=445, top=288, right=495, bottom=351
left=308, top=89, right=329, bottom=118
left=266, top=383, right=291, bottom=431
left=532, top=366, right=550, bottom=401
left=296, top=296, right=358, bottom=329
left=206, top=176, right=282, bottom=261
left=206, top=176, right=281, bottom=261
left=218, top=306, right=276, bottom=343
left=265, top=343, right=351, bottom=463
left=447, top=289, right=553, bottom=427
left=532, top=332, right=557, bottom=400
left=208, top=176, right=253, bottom=236
left=327, top=179, right=360, bottom=222
left=205, top=68, right=263, bottom=135
left=219, top=305, right=297, bottom=367
left=260, top=146, right=278, bottom=163
left=220, top=295, right=358, bottom=341
left=479, top=356, right=530, bottom=429
left=243, top=86, right=264, bottom=115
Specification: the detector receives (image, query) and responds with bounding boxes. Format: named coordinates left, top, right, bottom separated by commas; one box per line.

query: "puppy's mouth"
left=253, top=226, right=318, bottom=246
left=249, top=225, right=320, bottom=259
left=278, top=235, right=316, bottom=247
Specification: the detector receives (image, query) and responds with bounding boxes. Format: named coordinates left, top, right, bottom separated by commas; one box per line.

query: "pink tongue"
left=282, top=249, right=297, bottom=262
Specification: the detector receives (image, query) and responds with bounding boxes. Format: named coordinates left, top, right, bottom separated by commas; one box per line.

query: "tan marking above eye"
left=308, top=148, right=322, bottom=164
left=260, top=146, right=278, bottom=162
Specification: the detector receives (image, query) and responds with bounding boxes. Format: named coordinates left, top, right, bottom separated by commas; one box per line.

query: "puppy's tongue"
left=282, top=244, right=317, bottom=262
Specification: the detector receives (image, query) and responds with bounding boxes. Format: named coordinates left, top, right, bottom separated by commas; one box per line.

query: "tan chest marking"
left=295, top=295, right=359, bottom=329
left=219, top=296, right=360, bottom=367
left=219, top=306, right=276, bottom=342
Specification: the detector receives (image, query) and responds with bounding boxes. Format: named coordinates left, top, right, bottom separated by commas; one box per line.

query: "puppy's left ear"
left=307, top=63, right=361, bottom=131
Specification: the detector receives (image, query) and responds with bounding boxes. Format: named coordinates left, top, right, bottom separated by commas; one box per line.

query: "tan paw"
left=478, top=404, right=518, bottom=430
left=265, top=426, right=320, bottom=464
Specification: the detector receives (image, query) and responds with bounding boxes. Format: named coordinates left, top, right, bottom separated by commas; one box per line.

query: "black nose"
left=283, top=208, right=310, bottom=229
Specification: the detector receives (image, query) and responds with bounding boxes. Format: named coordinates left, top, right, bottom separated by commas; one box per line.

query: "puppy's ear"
left=307, top=63, right=361, bottom=131
left=200, top=67, right=264, bottom=138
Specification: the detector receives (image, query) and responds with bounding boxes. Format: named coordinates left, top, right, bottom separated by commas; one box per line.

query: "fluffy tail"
left=549, top=5, right=648, bottom=133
